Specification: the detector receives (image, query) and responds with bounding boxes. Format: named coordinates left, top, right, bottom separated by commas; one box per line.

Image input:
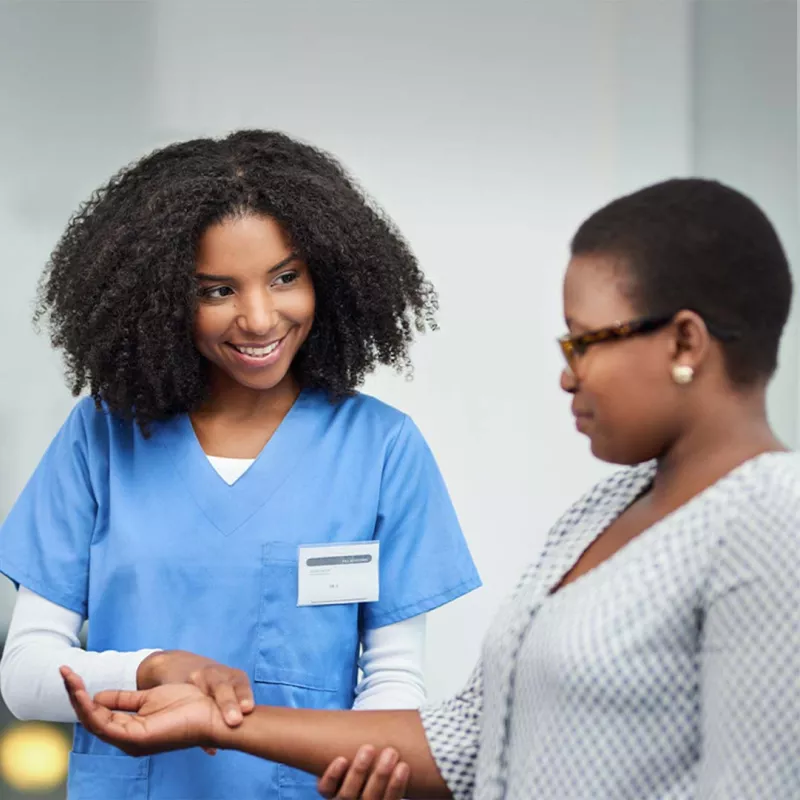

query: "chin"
left=588, top=438, right=635, bottom=467
left=231, top=371, right=289, bottom=392
left=590, top=438, right=657, bottom=467
left=209, top=357, right=292, bottom=393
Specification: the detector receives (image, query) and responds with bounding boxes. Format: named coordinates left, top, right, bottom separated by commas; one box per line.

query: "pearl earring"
left=672, top=364, right=694, bottom=385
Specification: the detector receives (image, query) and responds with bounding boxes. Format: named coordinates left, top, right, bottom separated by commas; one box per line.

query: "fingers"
left=211, top=682, right=243, bottom=727
left=61, top=666, right=102, bottom=722
left=232, top=671, right=255, bottom=714
left=342, top=745, right=378, bottom=798
left=58, top=666, right=86, bottom=689
left=60, top=666, right=93, bottom=721
left=318, top=756, right=351, bottom=798
left=94, top=689, right=149, bottom=713
left=317, top=746, right=406, bottom=800
left=60, top=667, right=120, bottom=736
left=189, top=668, right=251, bottom=727
left=61, top=667, right=159, bottom=758
left=61, top=665, right=149, bottom=716
left=381, top=761, right=410, bottom=800
left=329, top=745, right=376, bottom=799
left=359, top=748, right=402, bottom=800
left=60, top=666, right=87, bottom=697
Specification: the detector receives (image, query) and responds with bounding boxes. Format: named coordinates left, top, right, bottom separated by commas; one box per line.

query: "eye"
left=199, top=285, right=235, bottom=300
left=272, top=270, right=300, bottom=287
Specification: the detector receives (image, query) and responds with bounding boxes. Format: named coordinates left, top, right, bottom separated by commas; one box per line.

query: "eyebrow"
left=196, top=252, right=299, bottom=282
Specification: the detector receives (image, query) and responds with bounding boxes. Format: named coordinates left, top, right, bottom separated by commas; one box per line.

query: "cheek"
left=193, top=306, right=228, bottom=349
left=593, top=363, right=662, bottom=402
left=581, top=343, right=670, bottom=404
left=285, top=286, right=316, bottom=329
left=579, top=354, right=672, bottom=456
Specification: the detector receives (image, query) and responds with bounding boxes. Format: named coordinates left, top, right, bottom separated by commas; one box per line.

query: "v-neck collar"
left=158, top=389, right=333, bottom=536
left=539, top=462, right=657, bottom=597
left=539, top=452, right=788, bottom=599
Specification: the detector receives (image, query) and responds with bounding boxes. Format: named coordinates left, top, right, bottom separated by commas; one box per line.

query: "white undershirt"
left=0, top=455, right=427, bottom=721
left=205, top=454, right=256, bottom=485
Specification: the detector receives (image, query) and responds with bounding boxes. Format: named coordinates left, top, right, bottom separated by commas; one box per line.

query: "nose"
left=560, top=364, right=577, bottom=393
left=237, top=289, right=278, bottom=336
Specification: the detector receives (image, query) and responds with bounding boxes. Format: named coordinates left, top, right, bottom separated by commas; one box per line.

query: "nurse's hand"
left=61, top=666, right=222, bottom=757
left=137, top=650, right=254, bottom=727
left=318, top=746, right=410, bottom=800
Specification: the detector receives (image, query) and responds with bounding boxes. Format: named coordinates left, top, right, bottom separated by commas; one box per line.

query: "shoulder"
left=331, top=391, right=407, bottom=424
left=727, top=451, right=800, bottom=506
left=715, top=452, right=800, bottom=561
left=321, top=392, right=445, bottom=479
left=326, top=391, right=417, bottom=444
left=66, top=395, right=99, bottom=424
left=57, top=396, right=106, bottom=444
left=61, top=396, right=140, bottom=462
left=72, top=395, right=132, bottom=434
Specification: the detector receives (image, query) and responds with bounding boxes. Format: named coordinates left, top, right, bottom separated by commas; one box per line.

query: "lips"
left=224, top=335, right=287, bottom=369
left=229, top=340, right=281, bottom=358
left=572, top=404, right=593, bottom=433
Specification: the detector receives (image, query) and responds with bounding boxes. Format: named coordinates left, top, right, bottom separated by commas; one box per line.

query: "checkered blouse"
left=421, top=453, right=800, bottom=799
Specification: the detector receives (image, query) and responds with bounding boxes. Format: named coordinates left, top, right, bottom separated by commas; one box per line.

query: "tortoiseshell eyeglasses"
left=558, top=314, right=739, bottom=371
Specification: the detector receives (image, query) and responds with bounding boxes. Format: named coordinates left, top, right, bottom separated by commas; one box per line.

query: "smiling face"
left=193, top=214, right=316, bottom=397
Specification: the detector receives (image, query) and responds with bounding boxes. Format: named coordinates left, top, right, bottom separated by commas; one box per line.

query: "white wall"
left=0, top=1, right=793, bottom=704
left=691, top=0, right=799, bottom=445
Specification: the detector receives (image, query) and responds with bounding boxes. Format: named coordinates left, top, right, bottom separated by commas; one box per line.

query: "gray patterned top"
left=421, top=453, right=800, bottom=799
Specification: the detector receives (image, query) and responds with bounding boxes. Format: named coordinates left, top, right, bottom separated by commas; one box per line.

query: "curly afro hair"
left=571, top=178, right=792, bottom=385
left=35, top=130, right=438, bottom=430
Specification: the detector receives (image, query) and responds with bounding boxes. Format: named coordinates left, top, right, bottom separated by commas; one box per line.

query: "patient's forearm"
left=217, top=706, right=451, bottom=798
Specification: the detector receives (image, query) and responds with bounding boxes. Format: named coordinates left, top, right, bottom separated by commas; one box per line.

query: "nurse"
left=0, top=130, right=481, bottom=799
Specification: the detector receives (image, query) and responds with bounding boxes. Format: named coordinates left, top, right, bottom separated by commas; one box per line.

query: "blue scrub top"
left=0, top=390, right=481, bottom=799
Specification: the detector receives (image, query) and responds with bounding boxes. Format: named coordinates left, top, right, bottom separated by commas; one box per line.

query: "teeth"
left=233, top=341, right=280, bottom=357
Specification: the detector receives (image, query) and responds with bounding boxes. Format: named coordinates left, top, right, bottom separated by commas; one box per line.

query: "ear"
left=670, top=310, right=712, bottom=370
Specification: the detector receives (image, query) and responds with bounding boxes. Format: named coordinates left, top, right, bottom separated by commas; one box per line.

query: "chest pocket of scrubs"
left=256, top=541, right=361, bottom=696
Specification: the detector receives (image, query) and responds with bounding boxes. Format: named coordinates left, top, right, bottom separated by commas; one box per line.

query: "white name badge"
left=297, top=541, right=380, bottom=607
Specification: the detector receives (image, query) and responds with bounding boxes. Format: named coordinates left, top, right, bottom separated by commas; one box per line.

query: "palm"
left=83, top=683, right=225, bottom=756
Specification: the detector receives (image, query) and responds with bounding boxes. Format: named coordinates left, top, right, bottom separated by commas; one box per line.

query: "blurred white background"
left=0, top=2, right=796, bottom=796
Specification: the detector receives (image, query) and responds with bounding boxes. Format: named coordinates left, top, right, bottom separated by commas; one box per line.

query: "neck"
left=196, top=369, right=302, bottom=423
left=652, top=386, right=785, bottom=501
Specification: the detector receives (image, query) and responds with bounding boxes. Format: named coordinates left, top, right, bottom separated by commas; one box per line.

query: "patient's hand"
left=317, top=745, right=410, bottom=799
left=61, top=666, right=225, bottom=757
